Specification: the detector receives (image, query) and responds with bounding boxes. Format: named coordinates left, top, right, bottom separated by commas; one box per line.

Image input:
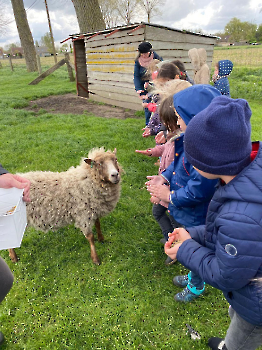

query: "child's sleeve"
left=177, top=214, right=262, bottom=292
left=169, top=169, right=217, bottom=208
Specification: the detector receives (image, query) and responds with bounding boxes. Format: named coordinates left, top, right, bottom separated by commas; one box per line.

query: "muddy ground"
left=25, top=93, right=140, bottom=120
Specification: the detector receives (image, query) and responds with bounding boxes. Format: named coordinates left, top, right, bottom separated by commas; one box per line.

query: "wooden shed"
left=69, top=22, right=217, bottom=111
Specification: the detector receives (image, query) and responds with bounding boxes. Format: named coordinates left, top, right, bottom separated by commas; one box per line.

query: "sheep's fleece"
left=9, top=147, right=122, bottom=265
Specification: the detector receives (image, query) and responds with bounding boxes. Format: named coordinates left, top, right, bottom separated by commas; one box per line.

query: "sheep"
left=8, top=147, right=122, bottom=265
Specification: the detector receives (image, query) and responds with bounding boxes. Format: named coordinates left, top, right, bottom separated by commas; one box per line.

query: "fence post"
left=8, top=56, right=13, bottom=71
left=64, top=52, right=75, bottom=82
left=36, top=54, right=42, bottom=75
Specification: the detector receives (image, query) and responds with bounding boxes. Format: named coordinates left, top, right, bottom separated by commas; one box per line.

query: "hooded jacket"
left=188, top=48, right=210, bottom=85
left=177, top=142, right=262, bottom=326
left=161, top=85, right=220, bottom=226
left=213, top=60, right=233, bottom=96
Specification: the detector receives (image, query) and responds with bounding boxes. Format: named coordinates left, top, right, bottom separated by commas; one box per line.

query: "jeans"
left=152, top=204, right=182, bottom=241
left=0, top=256, right=14, bottom=303
left=144, top=107, right=151, bottom=125
left=225, top=307, right=262, bottom=350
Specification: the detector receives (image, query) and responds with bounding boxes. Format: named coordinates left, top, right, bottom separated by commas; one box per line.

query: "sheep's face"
left=84, top=151, right=121, bottom=184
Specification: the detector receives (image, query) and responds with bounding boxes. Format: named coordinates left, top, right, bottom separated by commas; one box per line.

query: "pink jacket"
left=150, top=134, right=179, bottom=207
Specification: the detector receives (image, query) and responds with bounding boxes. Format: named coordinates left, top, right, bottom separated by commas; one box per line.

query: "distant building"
left=35, top=46, right=51, bottom=57
left=10, top=47, right=24, bottom=57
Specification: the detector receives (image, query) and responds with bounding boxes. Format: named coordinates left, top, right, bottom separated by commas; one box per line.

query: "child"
left=172, top=59, right=194, bottom=85
left=136, top=81, right=191, bottom=265
left=165, top=96, right=262, bottom=350
left=142, top=62, right=181, bottom=138
left=212, top=60, right=233, bottom=96
left=188, top=48, right=210, bottom=84
left=146, top=85, right=221, bottom=301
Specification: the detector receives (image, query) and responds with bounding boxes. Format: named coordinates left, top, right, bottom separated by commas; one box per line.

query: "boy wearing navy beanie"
left=165, top=96, right=262, bottom=350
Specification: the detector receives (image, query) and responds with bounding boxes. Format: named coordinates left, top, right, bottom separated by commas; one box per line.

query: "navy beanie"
left=184, top=96, right=252, bottom=175
left=173, top=84, right=221, bottom=125
left=138, top=42, right=152, bottom=53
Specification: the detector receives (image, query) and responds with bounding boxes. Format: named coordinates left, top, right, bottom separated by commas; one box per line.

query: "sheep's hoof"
left=93, top=258, right=101, bottom=265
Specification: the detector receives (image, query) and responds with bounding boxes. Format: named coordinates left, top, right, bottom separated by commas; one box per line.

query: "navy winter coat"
left=161, top=134, right=218, bottom=226
left=133, top=52, right=162, bottom=93
left=177, top=142, right=262, bottom=326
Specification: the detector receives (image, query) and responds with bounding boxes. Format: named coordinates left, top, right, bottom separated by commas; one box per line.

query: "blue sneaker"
left=174, top=283, right=205, bottom=302
left=173, top=274, right=188, bottom=287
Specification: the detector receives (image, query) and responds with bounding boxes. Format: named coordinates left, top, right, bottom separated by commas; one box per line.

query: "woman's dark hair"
left=158, top=63, right=180, bottom=81
left=159, top=95, right=180, bottom=132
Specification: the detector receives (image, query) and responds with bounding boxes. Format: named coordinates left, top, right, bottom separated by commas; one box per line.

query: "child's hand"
left=142, top=102, right=148, bottom=108
left=135, top=149, right=152, bottom=156
left=147, top=184, right=170, bottom=202
left=155, top=131, right=166, bottom=144
left=146, top=175, right=165, bottom=186
left=168, top=227, right=192, bottom=245
left=144, top=82, right=149, bottom=89
left=150, top=195, right=160, bottom=204
left=164, top=240, right=181, bottom=260
left=142, top=127, right=151, bottom=137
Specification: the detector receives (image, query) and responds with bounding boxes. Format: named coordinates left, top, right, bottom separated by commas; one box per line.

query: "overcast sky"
left=1, top=0, right=262, bottom=49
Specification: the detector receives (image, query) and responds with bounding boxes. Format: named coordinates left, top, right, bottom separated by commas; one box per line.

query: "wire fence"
left=212, top=46, right=262, bottom=68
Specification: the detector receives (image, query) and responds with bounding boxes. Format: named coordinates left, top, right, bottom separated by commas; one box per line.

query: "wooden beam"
left=28, top=58, right=66, bottom=85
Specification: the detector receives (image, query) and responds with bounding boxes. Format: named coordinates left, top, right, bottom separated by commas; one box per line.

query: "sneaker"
left=0, top=332, right=4, bottom=346
left=174, top=284, right=205, bottom=302
left=208, top=337, right=227, bottom=350
left=173, top=274, right=188, bottom=287
left=165, top=256, right=177, bottom=265
left=159, top=238, right=167, bottom=245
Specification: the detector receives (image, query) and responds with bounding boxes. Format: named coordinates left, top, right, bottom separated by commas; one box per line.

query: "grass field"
left=0, top=48, right=261, bottom=349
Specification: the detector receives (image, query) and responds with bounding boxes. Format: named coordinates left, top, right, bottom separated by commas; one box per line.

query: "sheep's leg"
left=8, top=248, right=18, bottom=263
left=86, top=233, right=100, bottom=265
left=95, top=219, right=104, bottom=242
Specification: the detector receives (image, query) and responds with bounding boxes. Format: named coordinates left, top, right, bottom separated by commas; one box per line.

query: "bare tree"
left=139, top=0, right=165, bottom=23
left=99, top=0, right=120, bottom=28
left=0, top=0, right=12, bottom=37
left=71, top=0, right=105, bottom=33
left=115, top=0, right=141, bottom=24
left=10, top=0, right=37, bottom=72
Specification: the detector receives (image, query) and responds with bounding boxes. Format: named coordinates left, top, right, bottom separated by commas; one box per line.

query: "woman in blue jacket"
left=166, top=96, right=262, bottom=350
left=147, top=85, right=220, bottom=299
left=133, top=41, right=162, bottom=125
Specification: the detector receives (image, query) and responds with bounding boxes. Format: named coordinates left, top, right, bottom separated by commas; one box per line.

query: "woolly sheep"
left=8, top=147, right=122, bottom=265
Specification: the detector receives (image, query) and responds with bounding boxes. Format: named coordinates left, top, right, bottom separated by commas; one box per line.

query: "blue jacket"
left=161, top=134, right=218, bottom=226
left=213, top=60, right=233, bottom=96
left=177, top=141, right=262, bottom=326
left=133, top=52, right=162, bottom=93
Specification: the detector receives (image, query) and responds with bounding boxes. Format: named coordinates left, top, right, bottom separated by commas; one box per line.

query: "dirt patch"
left=25, top=93, right=140, bottom=120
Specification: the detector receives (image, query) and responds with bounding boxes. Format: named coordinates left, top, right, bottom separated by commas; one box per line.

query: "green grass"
left=0, top=62, right=261, bottom=349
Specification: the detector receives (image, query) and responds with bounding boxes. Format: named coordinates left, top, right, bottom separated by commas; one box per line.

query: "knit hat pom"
left=138, top=42, right=152, bottom=53
left=184, top=96, right=252, bottom=175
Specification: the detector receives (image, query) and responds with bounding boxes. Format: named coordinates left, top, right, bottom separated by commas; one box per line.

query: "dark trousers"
left=0, top=257, right=14, bottom=303
left=152, top=203, right=182, bottom=241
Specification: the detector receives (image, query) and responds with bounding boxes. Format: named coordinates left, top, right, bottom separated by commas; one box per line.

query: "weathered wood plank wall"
left=81, top=24, right=217, bottom=110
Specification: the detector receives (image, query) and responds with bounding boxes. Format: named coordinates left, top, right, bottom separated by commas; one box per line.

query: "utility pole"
left=44, top=0, right=57, bottom=63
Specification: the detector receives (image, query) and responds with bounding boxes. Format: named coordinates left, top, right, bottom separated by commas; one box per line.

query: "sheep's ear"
left=113, top=148, right=117, bottom=155
left=84, top=158, right=96, bottom=167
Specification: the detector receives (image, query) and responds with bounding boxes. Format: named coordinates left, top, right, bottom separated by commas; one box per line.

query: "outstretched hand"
left=0, top=173, right=31, bottom=202
left=135, top=149, right=152, bottom=156
left=145, top=175, right=165, bottom=186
